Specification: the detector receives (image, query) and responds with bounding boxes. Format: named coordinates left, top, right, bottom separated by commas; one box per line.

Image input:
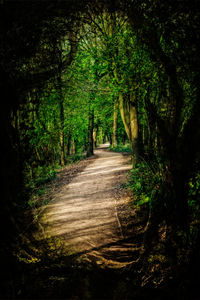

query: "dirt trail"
left=39, top=143, right=139, bottom=267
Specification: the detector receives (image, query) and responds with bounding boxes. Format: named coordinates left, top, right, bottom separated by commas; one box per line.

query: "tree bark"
left=112, top=98, right=119, bottom=148
left=58, top=76, right=65, bottom=166
left=119, top=92, right=139, bottom=165
left=93, top=128, right=98, bottom=148
left=87, top=103, right=94, bottom=157
left=71, top=139, right=76, bottom=155
left=100, top=127, right=104, bottom=144
left=66, top=133, right=71, bottom=155
left=57, top=40, right=65, bottom=166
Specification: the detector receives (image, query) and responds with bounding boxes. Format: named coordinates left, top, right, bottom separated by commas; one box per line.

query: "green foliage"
left=128, top=161, right=162, bottom=207
left=109, top=143, right=131, bottom=153
left=188, top=173, right=200, bottom=200
left=30, top=165, right=57, bottom=188
left=65, top=154, right=86, bottom=164
left=188, top=172, right=200, bottom=214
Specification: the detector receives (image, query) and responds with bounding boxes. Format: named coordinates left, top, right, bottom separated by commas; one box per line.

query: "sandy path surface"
left=39, top=143, right=136, bottom=266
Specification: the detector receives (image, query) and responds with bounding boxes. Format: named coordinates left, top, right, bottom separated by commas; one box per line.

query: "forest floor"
left=35, top=143, right=142, bottom=268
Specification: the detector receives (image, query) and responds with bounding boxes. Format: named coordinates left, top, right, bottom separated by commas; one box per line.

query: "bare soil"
left=36, top=143, right=142, bottom=268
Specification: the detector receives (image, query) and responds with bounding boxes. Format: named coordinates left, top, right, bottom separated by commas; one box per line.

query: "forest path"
left=38, top=143, right=140, bottom=268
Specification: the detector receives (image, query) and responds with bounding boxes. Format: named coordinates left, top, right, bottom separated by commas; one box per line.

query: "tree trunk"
left=119, top=92, right=139, bottom=165
left=57, top=42, right=65, bottom=166
left=129, top=93, right=139, bottom=164
left=66, top=133, right=71, bottom=155
left=59, top=85, right=65, bottom=166
left=87, top=103, right=94, bottom=157
left=93, top=128, right=98, bottom=148
left=112, top=98, right=118, bottom=148
left=99, top=127, right=103, bottom=144
left=71, top=139, right=76, bottom=155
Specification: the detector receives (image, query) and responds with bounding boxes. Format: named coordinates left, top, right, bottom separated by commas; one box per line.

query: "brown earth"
left=36, top=143, right=142, bottom=268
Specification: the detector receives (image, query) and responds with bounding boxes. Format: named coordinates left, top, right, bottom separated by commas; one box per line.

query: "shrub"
left=109, top=144, right=131, bottom=153
left=128, top=160, right=162, bottom=207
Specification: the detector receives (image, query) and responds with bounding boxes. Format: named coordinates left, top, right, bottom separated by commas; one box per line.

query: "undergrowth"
left=109, top=143, right=131, bottom=153
left=187, top=171, right=200, bottom=246
left=25, top=153, right=86, bottom=208
left=127, top=160, right=162, bottom=208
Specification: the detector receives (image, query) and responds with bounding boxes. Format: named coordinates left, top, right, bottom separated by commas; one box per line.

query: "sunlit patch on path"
left=37, top=143, right=139, bottom=267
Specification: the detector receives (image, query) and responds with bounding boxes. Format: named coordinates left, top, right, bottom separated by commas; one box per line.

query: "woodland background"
left=0, top=0, right=200, bottom=299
